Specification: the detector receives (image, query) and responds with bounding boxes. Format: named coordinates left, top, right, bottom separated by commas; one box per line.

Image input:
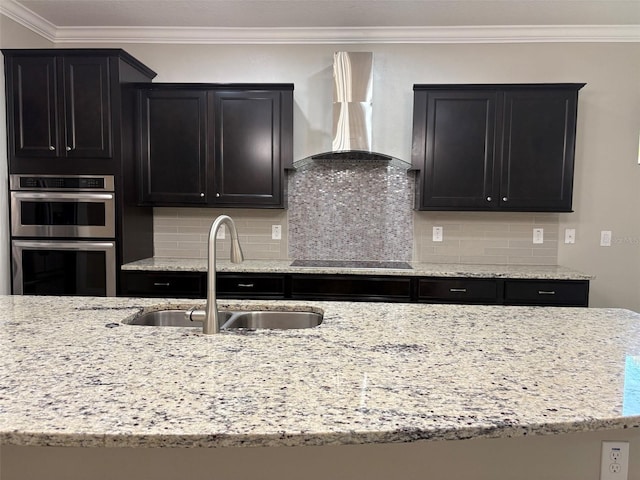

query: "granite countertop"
left=1, top=295, right=638, bottom=449
left=122, top=258, right=593, bottom=280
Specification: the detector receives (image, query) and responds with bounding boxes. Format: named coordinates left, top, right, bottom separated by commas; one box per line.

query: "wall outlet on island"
left=600, top=441, right=629, bottom=480
left=272, top=225, right=282, bottom=240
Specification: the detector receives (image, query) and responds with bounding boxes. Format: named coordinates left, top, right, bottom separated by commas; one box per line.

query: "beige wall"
left=2, top=18, right=639, bottom=311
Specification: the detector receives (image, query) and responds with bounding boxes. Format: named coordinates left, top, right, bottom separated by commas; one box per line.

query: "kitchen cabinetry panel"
left=212, top=91, right=282, bottom=206
left=7, top=56, right=59, bottom=158
left=5, top=54, right=112, bottom=163
left=499, top=89, right=577, bottom=211
left=121, top=271, right=206, bottom=298
left=217, top=273, right=286, bottom=298
left=138, top=89, right=208, bottom=204
left=135, top=84, right=293, bottom=208
left=503, top=279, right=589, bottom=307
left=61, top=56, right=112, bottom=159
left=418, top=278, right=499, bottom=304
left=412, top=84, right=584, bottom=212
left=291, top=274, right=412, bottom=302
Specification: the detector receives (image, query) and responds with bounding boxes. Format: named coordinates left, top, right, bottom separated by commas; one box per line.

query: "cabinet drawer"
left=503, top=280, right=589, bottom=307
left=418, top=278, right=498, bottom=304
left=216, top=274, right=285, bottom=298
left=121, top=272, right=205, bottom=298
left=291, top=275, right=411, bottom=302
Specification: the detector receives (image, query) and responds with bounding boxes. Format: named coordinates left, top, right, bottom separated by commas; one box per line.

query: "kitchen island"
left=1, top=295, right=639, bottom=479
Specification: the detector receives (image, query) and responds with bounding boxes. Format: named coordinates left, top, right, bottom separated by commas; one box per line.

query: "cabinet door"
left=499, top=89, right=578, bottom=211
left=212, top=90, right=283, bottom=207
left=414, top=89, right=498, bottom=209
left=62, top=56, right=112, bottom=158
left=138, top=89, right=208, bottom=204
left=7, top=56, right=60, bottom=158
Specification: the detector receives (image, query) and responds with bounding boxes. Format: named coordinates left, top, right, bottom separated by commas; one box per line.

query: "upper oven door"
left=11, top=192, right=116, bottom=238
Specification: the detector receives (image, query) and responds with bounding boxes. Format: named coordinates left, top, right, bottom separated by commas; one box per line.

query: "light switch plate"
left=533, top=228, right=544, bottom=244
left=565, top=228, right=576, bottom=244
left=272, top=225, right=282, bottom=240
left=432, top=226, right=443, bottom=242
left=601, top=230, right=612, bottom=247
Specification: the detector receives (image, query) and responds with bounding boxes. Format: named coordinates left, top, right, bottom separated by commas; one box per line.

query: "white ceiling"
left=1, top=0, right=639, bottom=43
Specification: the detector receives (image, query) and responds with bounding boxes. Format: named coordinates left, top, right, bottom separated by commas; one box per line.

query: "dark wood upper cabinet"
left=412, top=84, right=584, bottom=212
left=6, top=55, right=111, bottom=160
left=135, top=83, right=293, bottom=208
left=212, top=90, right=282, bottom=206
left=3, top=49, right=156, bottom=175
left=138, top=89, right=208, bottom=204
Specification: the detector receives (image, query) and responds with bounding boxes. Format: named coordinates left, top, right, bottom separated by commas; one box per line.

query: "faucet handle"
left=185, top=307, right=205, bottom=323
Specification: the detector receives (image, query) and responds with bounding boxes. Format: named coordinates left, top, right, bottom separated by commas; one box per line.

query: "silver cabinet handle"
left=237, top=283, right=255, bottom=288
left=200, top=193, right=205, bottom=197
left=450, top=288, right=467, bottom=293
left=66, top=146, right=72, bottom=151
left=502, top=197, right=508, bottom=202
left=486, top=196, right=492, bottom=201
left=49, top=145, right=55, bottom=151
left=153, top=282, right=171, bottom=287
left=538, top=290, right=556, bottom=295
left=216, top=193, right=220, bottom=197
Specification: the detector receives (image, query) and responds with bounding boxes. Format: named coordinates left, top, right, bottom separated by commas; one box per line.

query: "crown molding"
left=1, top=0, right=638, bottom=45
left=0, top=0, right=56, bottom=42
left=45, top=24, right=640, bottom=44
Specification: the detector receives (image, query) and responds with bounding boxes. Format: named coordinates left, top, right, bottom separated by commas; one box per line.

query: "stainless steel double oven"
left=10, top=174, right=117, bottom=296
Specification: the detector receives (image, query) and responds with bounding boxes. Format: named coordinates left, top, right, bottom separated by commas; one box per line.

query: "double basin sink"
left=124, top=308, right=323, bottom=330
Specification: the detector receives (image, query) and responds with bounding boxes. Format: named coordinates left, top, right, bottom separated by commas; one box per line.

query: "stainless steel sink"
left=222, top=311, right=323, bottom=330
left=123, top=309, right=322, bottom=330
left=124, top=309, right=234, bottom=327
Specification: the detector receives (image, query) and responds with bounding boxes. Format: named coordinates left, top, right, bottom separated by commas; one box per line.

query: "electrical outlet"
left=564, top=228, right=576, bottom=244
left=600, top=441, right=629, bottom=480
left=601, top=230, right=612, bottom=247
left=432, top=226, right=443, bottom=242
left=216, top=226, right=225, bottom=239
left=272, top=225, right=282, bottom=240
left=533, top=228, right=544, bottom=244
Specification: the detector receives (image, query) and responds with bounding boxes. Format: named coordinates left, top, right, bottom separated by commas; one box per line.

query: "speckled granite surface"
left=1, top=295, right=637, bottom=448
left=122, top=258, right=593, bottom=280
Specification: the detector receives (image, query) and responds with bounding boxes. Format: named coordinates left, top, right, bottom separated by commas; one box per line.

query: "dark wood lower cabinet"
left=503, top=279, right=590, bottom=307
left=418, top=278, right=499, bottom=304
left=290, top=274, right=412, bottom=302
left=120, top=271, right=589, bottom=307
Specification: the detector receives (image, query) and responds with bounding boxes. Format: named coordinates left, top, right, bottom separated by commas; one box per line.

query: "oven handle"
left=11, top=192, right=114, bottom=201
left=12, top=240, right=115, bottom=250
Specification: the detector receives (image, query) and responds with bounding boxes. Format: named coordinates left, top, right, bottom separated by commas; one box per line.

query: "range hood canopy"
left=308, top=51, right=393, bottom=162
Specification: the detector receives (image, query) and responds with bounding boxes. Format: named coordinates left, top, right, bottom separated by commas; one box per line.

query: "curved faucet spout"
left=200, top=215, right=244, bottom=334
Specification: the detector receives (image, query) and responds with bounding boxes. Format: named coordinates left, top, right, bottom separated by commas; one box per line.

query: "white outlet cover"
left=272, top=225, right=282, bottom=240
left=600, top=441, right=629, bottom=480
left=601, top=230, right=612, bottom=247
left=533, top=228, right=544, bottom=244
left=432, top=226, right=443, bottom=242
left=564, top=228, right=576, bottom=244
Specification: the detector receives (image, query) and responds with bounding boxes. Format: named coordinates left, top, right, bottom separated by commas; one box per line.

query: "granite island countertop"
left=0, top=295, right=637, bottom=449
left=122, top=258, right=593, bottom=280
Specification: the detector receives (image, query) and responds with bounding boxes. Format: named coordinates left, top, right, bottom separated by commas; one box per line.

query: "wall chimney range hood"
left=310, top=51, right=392, bottom=162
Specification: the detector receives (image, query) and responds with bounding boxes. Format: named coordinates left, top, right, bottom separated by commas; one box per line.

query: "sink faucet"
left=187, top=215, right=244, bottom=334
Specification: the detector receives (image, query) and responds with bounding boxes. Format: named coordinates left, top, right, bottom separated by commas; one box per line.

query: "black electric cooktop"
left=291, top=260, right=412, bottom=269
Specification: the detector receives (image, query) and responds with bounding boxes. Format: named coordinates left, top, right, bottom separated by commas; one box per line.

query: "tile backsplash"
left=414, top=211, right=559, bottom=265
left=153, top=181, right=560, bottom=266
left=153, top=208, right=288, bottom=260
left=287, top=159, right=414, bottom=262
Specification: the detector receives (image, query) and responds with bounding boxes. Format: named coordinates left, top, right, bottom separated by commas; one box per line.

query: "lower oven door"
left=12, top=240, right=116, bottom=296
